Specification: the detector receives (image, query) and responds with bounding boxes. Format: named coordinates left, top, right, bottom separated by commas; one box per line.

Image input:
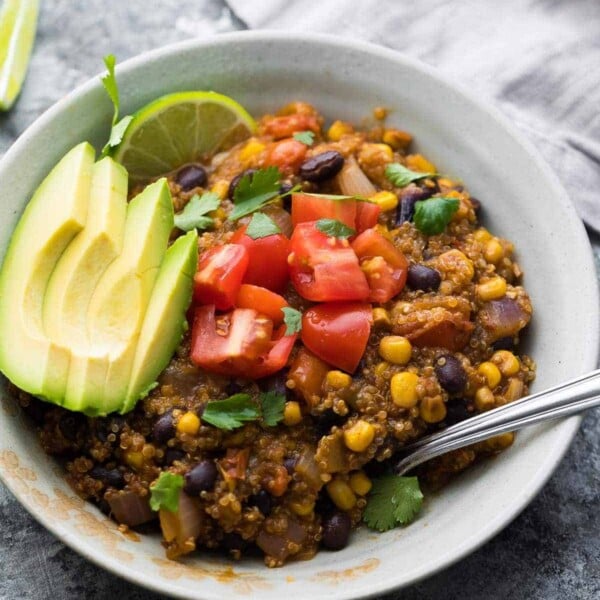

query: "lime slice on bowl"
left=112, top=91, right=256, bottom=184
left=0, top=0, right=39, bottom=111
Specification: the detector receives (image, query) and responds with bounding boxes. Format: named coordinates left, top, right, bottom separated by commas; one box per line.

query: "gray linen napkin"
left=227, top=0, right=600, bottom=232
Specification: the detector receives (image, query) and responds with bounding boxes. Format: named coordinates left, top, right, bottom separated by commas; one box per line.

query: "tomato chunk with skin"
left=288, top=348, right=330, bottom=406
left=236, top=284, right=288, bottom=325
left=261, top=114, right=320, bottom=139
left=291, top=193, right=357, bottom=229
left=289, top=222, right=369, bottom=302
left=301, top=302, right=373, bottom=373
left=193, top=244, right=249, bottom=310
left=191, top=305, right=297, bottom=379
left=351, top=228, right=408, bottom=303
left=230, top=224, right=290, bottom=292
left=355, top=201, right=381, bottom=233
left=263, top=139, right=307, bottom=174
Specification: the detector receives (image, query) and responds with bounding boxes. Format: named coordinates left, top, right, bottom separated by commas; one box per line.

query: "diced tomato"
left=301, top=302, right=373, bottom=373
left=219, top=448, right=250, bottom=481
left=193, top=244, right=248, bottom=310
left=263, top=139, right=307, bottom=174
left=288, top=222, right=369, bottom=302
left=288, top=348, right=330, bottom=406
left=236, top=284, right=288, bottom=325
left=351, top=228, right=408, bottom=303
left=191, top=305, right=297, bottom=379
left=291, top=193, right=357, bottom=229
left=230, top=224, right=290, bottom=292
left=261, top=114, right=320, bottom=139
left=355, top=201, right=381, bottom=233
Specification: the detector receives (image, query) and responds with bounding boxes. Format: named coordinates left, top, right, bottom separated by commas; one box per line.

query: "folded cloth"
left=227, top=0, right=600, bottom=232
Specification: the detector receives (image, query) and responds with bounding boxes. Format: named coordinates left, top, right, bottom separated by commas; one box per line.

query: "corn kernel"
left=473, top=228, right=492, bottom=243
left=370, top=190, right=398, bottom=212
left=210, top=180, right=229, bottom=201
left=379, top=336, right=412, bottom=365
left=382, top=128, right=412, bottom=150
left=485, top=432, right=515, bottom=451
left=478, top=361, right=502, bottom=388
left=290, top=499, right=315, bottom=516
left=374, top=143, right=394, bottom=160
left=349, top=471, right=372, bottom=496
left=125, top=451, right=144, bottom=470
left=344, top=420, right=375, bottom=452
left=283, top=401, right=303, bottom=426
left=420, top=397, right=447, bottom=423
left=326, top=370, right=352, bottom=389
left=484, top=239, right=504, bottom=264
left=213, top=207, right=227, bottom=220
left=326, top=478, right=357, bottom=510
left=374, top=361, right=389, bottom=378
left=491, top=350, right=520, bottom=376
left=390, top=372, right=419, bottom=408
left=239, top=139, right=266, bottom=162
left=373, top=106, right=388, bottom=120
left=177, top=411, right=200, bottom=435
left=372, top=307, right=391, bottom=329
left=327, top=120, right=354, bottom=141
left=475, top=386, right=495, bottom=411
left=476, top=277, right=507, bottom=301
left=405, top=154, right=436, bottom=173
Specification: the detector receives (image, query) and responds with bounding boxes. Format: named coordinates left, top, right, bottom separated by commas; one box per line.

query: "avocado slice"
left=66, top=178, right=174, bottom=414
left=43, top=157, right=128, bottom=348
left=122, top=229, right=198, bottom=413
left=0, top=142, right=94, bottom=403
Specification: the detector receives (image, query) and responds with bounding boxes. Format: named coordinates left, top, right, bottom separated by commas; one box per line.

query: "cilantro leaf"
left=413, top=197, right=459, bottom=235
left=100, top=55, right=131, bottom=157
left=363, top=475, right=423, bottom=532
left=259, top=391, right=286, bottom=426
left=174, top=191, right=220, bottom=232
left=149, top=472, right=184, bottom=513
left=293, top=130, right=315, bottom=146
left=316, top=218, right=356, bottom=239
left=282, top=307, right=302, bottom=335
left=230, top=167, right=282, bottom=220
left=201, top=394, right=261, bottom=431
left=385, top=163, right=435, bottom=187
left=245, top=212, right=281, bottom=239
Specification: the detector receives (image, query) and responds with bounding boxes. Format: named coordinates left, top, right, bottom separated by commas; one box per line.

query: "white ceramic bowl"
left=0, top=32, right=598, bottom=600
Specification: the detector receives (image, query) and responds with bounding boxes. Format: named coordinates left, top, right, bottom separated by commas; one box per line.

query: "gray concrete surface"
left=0, top=1, right=598, bottom=598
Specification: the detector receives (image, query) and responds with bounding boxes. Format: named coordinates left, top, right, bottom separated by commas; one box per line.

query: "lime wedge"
left=0, top=0, right=39, bottom=111
left=112, top=91, right=256, bottom=184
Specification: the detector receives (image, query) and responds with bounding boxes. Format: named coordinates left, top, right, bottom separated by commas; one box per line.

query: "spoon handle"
left=393, top=368, right=600, bottom=476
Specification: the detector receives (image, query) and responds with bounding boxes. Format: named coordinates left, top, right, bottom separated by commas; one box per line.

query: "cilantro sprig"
left=174, top=191, right=220, bottom=232
left=413, top=197, right=459, bottom=235
left=100, top=55, right=133, bottom=157
left=293, top=130, right=315, bottom=146
left=385, top=162, right=435, bottom=187
left=316, top=218, right=356, bottom=239
left=229, top=167, right=282, bottom=221
left=281, top=307, right=302, bottom=335
left=363, top=475, right=424, bottom=532
left=201, top=392, right=286, bottom=431
left=245, top=212, right=281, bottom=239
left=149, top=471, right=184, bottom=513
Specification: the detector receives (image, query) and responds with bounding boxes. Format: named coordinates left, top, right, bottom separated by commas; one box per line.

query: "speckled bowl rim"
left=0, top=31, right=598, bottom=600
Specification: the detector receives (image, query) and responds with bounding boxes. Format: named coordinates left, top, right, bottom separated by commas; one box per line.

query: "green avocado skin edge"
left=0, top=143, right=199, bottom=416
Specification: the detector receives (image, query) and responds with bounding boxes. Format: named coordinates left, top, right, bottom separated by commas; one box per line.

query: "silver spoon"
left=393, top=368, right=600, bottom=476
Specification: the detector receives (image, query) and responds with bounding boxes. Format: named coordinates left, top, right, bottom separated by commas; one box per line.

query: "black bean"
left=90, top=466, right=125, bottom=489
left=175, top=164, right=207, bottom=191
left=396, top=186, right=434, bottom=224
left=279, top=182, right=294, bottom=211
left=492, top=336, right=514, bottom=351
left=435, top=355, right=467, bottom=394
left=249, top=489, right=273, bottom=516
left=225, top=380, right=244, bottom=396
left=58, top=413, right=86, bottom=441
left=152, top=411, right=175, bottom=444
left=228, top=168, right=257, bottom=200
left=184, top=460, right=218, bottom=495
left=163, top=448, right=185, bottom=466
left=259, top=370, right=289, bottom=397
left=407, top=264, right=441, bottom=292
left=322, top=512, right=351, bottom=550
left=314, top=411, right=345, bottom=438
left=283, top=456, right=297, bottom=475
left=444, top=399, right=471, bottom=426
left=299, top=151, right=344, bottom=182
